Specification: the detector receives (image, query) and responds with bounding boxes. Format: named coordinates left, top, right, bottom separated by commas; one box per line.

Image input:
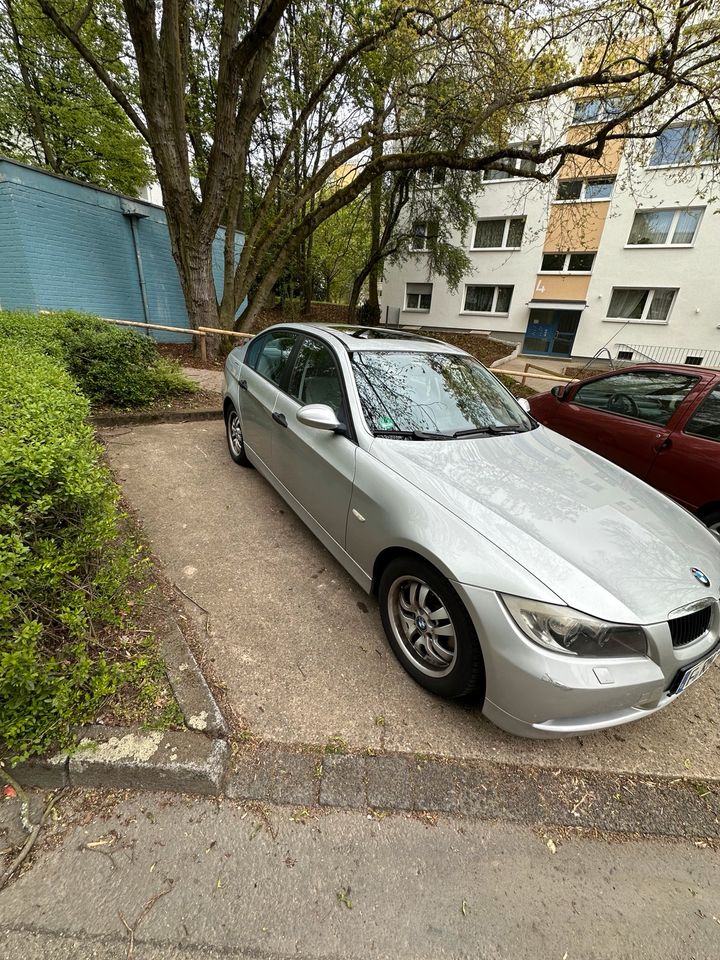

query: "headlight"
left=502, top=595, right=647, bottom=658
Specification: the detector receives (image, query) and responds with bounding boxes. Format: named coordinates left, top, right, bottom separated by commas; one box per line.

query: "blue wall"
left=0, top=158, right=243, bottom=343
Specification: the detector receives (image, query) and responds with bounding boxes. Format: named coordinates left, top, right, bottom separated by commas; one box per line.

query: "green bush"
left=0, top=342, right=140, bottom=762
left=0, top=309, right=195, bottom=408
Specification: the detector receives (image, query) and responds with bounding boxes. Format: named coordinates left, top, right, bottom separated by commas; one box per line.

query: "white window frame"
left=647, top=123, right=719, bottom=169
left=410, top=221, right=430, bottom=252
left=625, top=207, right=704, bottom=248
left=470, top=217, right=525, bottom=250
left=553, top=177, right=615, bottom=204
left=539, top=251, right=596, bottom=274
left=604, top=287, right=678, bottom=326
left=404, top=282, right=433, bottom=312
left=482, top=140, right=541, bottom=182
left=461, top=284, right=513, bottom=315
left=570, top=96, right=629, bottom=126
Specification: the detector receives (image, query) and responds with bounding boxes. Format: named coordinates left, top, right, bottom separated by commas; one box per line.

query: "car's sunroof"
left=329, top=325, right=436, bottom=342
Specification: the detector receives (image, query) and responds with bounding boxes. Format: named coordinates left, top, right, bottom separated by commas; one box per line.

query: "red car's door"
left=645, top=381, right=720, bottom=513
left=541, top=369, right=702, bottom=479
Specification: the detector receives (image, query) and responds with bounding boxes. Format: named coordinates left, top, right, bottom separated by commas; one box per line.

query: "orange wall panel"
left=532, top=274, right=591, bottom=302
left=544, top=201, right=610, bottom=252
left=559, top=125, right=625, bottom=179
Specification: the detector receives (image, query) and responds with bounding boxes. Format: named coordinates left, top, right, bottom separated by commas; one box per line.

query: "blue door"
left=523, top=309, right=581, bottom=357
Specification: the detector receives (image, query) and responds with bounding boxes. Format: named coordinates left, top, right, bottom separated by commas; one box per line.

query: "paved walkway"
left=182, top=366, right=224, bottom=393
left=101, top=420, right=720, bottom=781
left=2, top=791, right=720, bottom=960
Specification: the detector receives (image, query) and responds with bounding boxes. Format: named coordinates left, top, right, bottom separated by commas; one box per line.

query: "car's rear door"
left=270, top=335, right=357, bottom=548
left=645, top=380, right=720, bottom=512
left=552, top=369, right=701, bottom=479
left=240, top=329, right=299, bottom=468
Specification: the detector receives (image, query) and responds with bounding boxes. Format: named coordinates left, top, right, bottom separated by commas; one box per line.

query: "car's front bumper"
left=453, top=582, right=720, bottom=739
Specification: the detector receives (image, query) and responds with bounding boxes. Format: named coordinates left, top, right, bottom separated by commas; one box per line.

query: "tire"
left=378, top=555, right=485, bottom=699
left=225, top=404, right=252, bottom=467
left=702, top=509, right=720, bottom=534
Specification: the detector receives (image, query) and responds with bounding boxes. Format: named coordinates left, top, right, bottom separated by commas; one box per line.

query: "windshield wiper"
left=452, top=424, right=529, bottom=438
left=372, top=429, right=453, bottom=441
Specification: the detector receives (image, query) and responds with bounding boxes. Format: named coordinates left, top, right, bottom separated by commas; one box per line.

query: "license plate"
left=675, top=648, right=720, bottom=696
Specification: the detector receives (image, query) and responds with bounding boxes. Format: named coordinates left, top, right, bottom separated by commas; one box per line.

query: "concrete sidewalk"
left=2, top=790, right=719, bottom=960
left=100, top=421, right=720, bottom=783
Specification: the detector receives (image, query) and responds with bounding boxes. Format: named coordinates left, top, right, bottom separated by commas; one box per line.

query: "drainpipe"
left=122, top=202, right=151, bottom=337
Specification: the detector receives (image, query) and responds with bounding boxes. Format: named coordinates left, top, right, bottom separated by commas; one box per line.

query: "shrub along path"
left=0, top=310, right=199, bottom=769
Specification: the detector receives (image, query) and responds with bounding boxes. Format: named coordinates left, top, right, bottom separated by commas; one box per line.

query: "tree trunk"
left=174, top=239, right=218, bottom=354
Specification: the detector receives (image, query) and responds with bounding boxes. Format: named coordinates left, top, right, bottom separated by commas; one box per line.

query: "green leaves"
left=0, top=0, right=151, bottom=194
left=0, top=310, right=195, bottom=408
left=0, top=329, right=153, bottom=764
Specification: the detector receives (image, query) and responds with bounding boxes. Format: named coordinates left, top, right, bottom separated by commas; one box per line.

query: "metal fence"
left=614, top=342, right=720, bottom=369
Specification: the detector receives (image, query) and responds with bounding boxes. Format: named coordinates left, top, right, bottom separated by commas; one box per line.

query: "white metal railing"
left=615, top=342, right=720, bottom=369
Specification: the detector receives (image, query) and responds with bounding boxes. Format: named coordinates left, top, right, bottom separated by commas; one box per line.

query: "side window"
left=251, top=331, right=298, bottom=385
left=574, top=372, right=697, bottom=426
left=287, top=338, right=346, bottom=421
left=245, top=333, right=267, bottom=370
left=685, top=386, right=720, bottom=441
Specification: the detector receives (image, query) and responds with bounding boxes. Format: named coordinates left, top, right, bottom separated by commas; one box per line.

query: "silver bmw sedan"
left=222, top=323, right=720, bottom=738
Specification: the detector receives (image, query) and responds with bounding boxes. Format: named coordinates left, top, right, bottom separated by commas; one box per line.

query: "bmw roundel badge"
left=691, top=567, right=711, bottom=588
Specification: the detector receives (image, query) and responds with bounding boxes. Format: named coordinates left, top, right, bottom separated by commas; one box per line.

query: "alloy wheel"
left=227, top=410, right=244, bottom=457
left=387, top=576, right=458, bottom=677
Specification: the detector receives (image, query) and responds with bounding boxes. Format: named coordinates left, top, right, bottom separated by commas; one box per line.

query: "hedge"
left=0, top=342, right=140, bottom=762
left=0, top=309, right=195, bottom=408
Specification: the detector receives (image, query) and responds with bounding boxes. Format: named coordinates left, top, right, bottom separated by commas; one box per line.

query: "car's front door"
left=240, top=329, right=298, bottom=467
left=555, top=370, right=700, bottom=478
left=645, top=382, right=720, bottom=513
left=270, top=335, right=357, bottom=547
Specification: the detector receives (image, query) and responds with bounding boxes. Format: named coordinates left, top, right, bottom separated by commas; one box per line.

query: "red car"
left=529, top=363, right=720, bottom=531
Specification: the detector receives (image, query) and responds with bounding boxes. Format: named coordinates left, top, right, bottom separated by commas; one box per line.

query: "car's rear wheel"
left=379, top=556, right=485, bottom=699
left=225, top=405, right=252, bottom=466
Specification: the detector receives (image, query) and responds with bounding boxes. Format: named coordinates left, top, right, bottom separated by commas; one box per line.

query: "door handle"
left=272, top=411, right=288, bottom=428
left=238, top=379, right=248, bottom=391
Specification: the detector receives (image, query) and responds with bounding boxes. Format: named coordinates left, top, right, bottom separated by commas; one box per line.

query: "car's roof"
left=260, top=322, right=466, bottom=354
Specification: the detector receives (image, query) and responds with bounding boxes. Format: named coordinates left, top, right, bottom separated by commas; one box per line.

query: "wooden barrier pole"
left=200, top=334, right=207, bottom=363
left=197, top=326, right=254, bottom=339
left=492, top=368, right=574, bottom=383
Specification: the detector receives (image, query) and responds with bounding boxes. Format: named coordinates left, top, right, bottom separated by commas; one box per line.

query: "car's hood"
left=370, top=426, right=720, bottom=624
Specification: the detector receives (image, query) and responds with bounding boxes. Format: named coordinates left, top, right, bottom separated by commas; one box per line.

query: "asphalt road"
left=1, top=790, right=719, bottom=960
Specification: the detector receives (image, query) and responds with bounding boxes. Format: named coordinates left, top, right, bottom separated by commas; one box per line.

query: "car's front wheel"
left=379, top=556, right=485, bottom=699
left=225, top=405, right=252, bottom=467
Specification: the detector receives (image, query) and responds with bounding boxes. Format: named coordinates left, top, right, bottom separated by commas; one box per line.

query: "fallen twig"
left=118, top=879, right=174, bottom=959
left=0, top=790, right=64, bottom=890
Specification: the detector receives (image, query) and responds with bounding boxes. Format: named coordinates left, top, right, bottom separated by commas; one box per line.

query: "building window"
left=415, top=168, right=446, bottom=189
left=627, top=207, right=703, bottom=246
left=540, top=251, right=596, bottom=273
left=472, top=217, right=525, bottom=249
left=483, top=141, right=541, bottom=181
left=606, top=288, right=677, bottom=324
left=571, top=97, right=629, bottom=125
left=555, top=177, right=615, bottom=201
left=463, top=285, right=513, bottom=314
left=405, top=282, right=433, bottom=311
left=410, top=220, right=437, bottom=251
left=649, top=123, right=720, bottom=167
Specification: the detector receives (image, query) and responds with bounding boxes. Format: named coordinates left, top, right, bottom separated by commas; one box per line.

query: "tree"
left=33, top=0, right=720, bottom=336
left=0, top=0, right=151, bottom=194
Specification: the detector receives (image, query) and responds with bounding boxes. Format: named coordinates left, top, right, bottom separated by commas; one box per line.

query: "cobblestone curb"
left=92, top=408, right=222, bottom=427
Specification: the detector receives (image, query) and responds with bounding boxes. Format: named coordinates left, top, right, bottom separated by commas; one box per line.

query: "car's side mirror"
left=297, top=403, right=342, bottom=432
left=551, top=384, right=568, bottom=400
left=517, top=397, right=531, bottom=413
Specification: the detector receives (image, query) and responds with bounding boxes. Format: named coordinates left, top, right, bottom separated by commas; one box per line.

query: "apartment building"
left=381, top=107, right=720, bottom=366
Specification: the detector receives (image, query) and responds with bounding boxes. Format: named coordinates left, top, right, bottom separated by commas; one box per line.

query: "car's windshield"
left=351, top=350, right=534, bottom=437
